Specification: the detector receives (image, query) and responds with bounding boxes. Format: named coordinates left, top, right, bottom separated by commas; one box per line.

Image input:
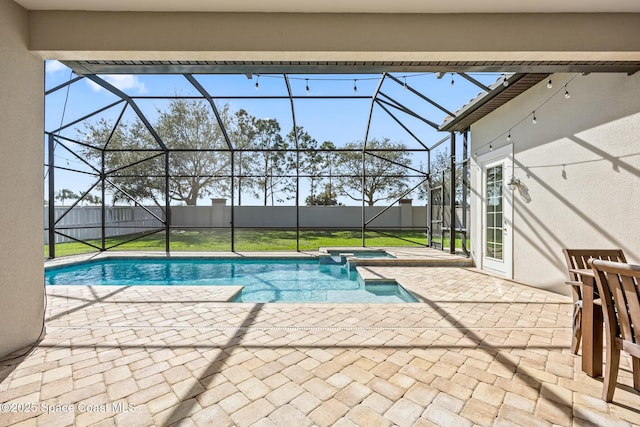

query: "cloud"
left=45, top=60, right=67, bottom=74
left=86, top=74, right=147, bottom=94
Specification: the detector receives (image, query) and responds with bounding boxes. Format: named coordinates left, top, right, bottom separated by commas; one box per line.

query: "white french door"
left=477, top=145, right=513, bottom=278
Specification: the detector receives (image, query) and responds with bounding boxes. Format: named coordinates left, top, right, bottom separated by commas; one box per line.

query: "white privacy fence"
left=45, top=203, right=469, bottom=244
left=44, top=206, right=165, bottom=244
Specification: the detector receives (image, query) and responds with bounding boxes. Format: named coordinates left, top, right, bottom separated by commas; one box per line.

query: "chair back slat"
left=591, top=260, right=640, bottom=346
left=621, top=275, right=640, bottom=345
left=563, top=249, right=626, bottom=282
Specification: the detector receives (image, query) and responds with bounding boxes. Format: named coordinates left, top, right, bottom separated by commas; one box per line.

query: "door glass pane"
left=485, top=164, right=503, bottom=261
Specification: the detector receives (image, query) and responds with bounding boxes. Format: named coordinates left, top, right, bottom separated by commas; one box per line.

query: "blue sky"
left=44, top=60, right=503, bottom=205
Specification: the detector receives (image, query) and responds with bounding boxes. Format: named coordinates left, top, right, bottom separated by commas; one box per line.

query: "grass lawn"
left=45, top=229, right=443, bottom=258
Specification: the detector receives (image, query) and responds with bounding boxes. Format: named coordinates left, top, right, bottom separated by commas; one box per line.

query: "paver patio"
left=1, top=264, right=639, bottom=426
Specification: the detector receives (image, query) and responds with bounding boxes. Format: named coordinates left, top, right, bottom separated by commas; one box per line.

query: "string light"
left=503, top=75, right=509, bottom=87
left=403, top=77, right=408, bottom=90
left=450, top=73, right=455, bottom=87
left=476, top=73, right=580, bottom=157
left=353, top=79, right=358, bottom=93
left=305, top=79, right=310, bottom=93
left=255, top=75, right=260, bottom=90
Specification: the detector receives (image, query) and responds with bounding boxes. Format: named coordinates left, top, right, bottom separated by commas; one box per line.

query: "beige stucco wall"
left=27, top=11, right=640, bottom=62
left=0, top=0, right=45, bottom=357
left=470, top=72, right=640, bottom=294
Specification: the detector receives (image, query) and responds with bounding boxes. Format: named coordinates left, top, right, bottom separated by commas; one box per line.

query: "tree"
left=84, top=194, right=102, bottom=205
left=334, top=138, right=411, bottom=206
left=249, top=118, right=293, bottom=205
left=299, top=139, right=339, bottom=206
left=319, top=141, right=337, bottom=202
left=55, top=188, right=78, bottom=205
left=289, top=127, right=321, bottom=199
left=305, top=183, right=341, bottom=206
left=229, top=109, right=257, bottom=205
left=80, top=100, right=231, bottom=206
left=156, top=100, right=232, bottom=205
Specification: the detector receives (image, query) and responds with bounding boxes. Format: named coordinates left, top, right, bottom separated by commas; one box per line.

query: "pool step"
left=348, top=257, right=475, bottom=269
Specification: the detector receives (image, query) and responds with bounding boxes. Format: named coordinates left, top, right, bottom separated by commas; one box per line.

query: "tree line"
left=79, top=100, right=417, bottom=206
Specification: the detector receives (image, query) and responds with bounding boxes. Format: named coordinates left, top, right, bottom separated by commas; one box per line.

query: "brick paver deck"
left=2, top=264, right=639, bottom=426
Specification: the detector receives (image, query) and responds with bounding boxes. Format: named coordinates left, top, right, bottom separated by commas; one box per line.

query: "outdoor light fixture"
left=532, top=111, right=537, bottom=124
left=353, top=79, right=358, bottom=93
left=450, top=73, right=455, bottom=87
left=507, top=130, right=512, bottom=141
left=255, top=75, right=260, bottom=90
left=306, top=79, right=310, bottom=93
left=507, top=176, right=521, bottom=191
left=503, top=76, right=509, bottom=87
left=547, top=79, right=553, bottom=89
left=564, top=85, right=570, bottom=99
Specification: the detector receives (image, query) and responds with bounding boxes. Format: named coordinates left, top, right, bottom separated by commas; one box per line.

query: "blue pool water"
left=45, top=258, right=418, bottom=303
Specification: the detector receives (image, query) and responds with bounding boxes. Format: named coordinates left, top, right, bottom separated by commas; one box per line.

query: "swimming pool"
left=45, top=258, right=418, bottom=303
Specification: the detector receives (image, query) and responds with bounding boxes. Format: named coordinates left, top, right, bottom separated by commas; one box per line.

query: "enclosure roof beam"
left=457, top=72, right=491, bottom=92
left=385, top=73, right=456, bottom=118
left=184, top=74, right=235, bottom=151
left=376, top=93, right=441, bottom=130
left=103, top=103, right=129, bottom=151
left=50, top=99, right=125, bottom=135
left=84, top=74, right=168, bottom=151
left=374, top=99, right=429, bottom=150
left=363, top=73, right=387, bottom=151
left=45, top=75, right=84, bottom=95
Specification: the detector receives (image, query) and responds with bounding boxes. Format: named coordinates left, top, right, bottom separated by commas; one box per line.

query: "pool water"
left=45, top=258, right=418, bottom=303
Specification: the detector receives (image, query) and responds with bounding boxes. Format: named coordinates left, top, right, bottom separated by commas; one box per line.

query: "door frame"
left=476, top=144, right=514, bottom=279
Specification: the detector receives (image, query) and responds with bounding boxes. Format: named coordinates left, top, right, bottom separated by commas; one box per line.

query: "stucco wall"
left=28, top=11, right=640, bottom=63
left=0, top=0, right=45, bottom=357
left=470, top=72, right=640, bottom=293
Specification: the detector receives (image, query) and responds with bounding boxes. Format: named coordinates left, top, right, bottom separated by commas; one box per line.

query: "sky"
left=44, top=60, right=504, bottom=206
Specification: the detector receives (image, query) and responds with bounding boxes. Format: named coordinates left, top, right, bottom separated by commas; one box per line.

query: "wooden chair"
left=562, top=249, right=627, bottom=354
left=591, top=259, right=640, bottom=402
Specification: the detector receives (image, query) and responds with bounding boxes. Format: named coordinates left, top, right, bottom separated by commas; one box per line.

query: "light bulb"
left=450, top=74, right=455, bottom=87
left=564, top=86, right=570, bottom=99
left=353, top=80, right=358, bottom=93
left=507, top=130, right=511, bottom=141
left=255, top=76, right=260, bottom=90
left=503, top=78, right=509, bottom=87
left=403, top=77, right=408, bottom=90
left=546, top=79, right=553, bottom=89
left=306, top=79, right=310, bottom=93
left=532, top=112, right=537, bottom=124
left=489, top=143, right=493, bottom=151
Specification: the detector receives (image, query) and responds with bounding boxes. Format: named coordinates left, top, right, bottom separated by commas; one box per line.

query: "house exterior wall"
left=0, top=0, right=45, bottom=358
left=470, top=72, right=640, bottom=294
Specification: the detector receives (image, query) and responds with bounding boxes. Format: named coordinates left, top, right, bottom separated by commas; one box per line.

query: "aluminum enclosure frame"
left=45, top=72, right=473, bottom=258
